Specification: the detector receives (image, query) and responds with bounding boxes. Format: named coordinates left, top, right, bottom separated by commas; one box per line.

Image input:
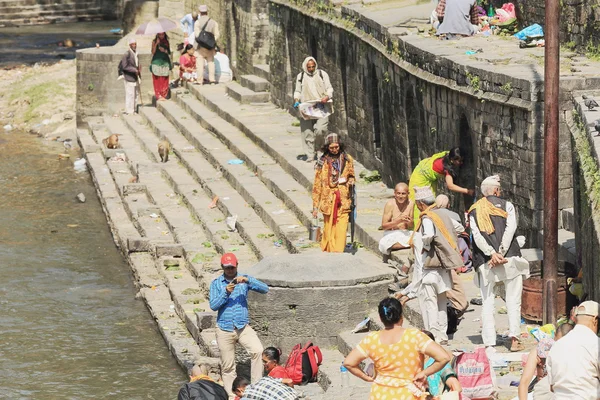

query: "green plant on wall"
left=501, top=82, right=513, bottom=95
left=585, top=40, right=600, bottom=62
left=466, top=72, right=481, bottom=92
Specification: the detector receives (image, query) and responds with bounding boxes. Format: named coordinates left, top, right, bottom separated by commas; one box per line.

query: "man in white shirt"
left=396, top=185, right=465, bottom=344
left=547, top=301, right=600, bottom=399
left=203, top=46, right=232, bottom=83
left=469, top=175, right=529, bottom=351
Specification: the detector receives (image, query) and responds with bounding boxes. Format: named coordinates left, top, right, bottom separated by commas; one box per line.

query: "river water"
left=0, top=21, right=121, bottom=68
left=0, top=22, right=186, bottom=399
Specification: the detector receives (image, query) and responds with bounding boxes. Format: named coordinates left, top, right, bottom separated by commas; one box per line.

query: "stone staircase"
left=0, top=0, right=106, bottom=27
left=78, top=65, right=410, bottom=397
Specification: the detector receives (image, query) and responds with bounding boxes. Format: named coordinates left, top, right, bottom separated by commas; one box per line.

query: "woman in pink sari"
left=179, top=44, right=198, bottom=83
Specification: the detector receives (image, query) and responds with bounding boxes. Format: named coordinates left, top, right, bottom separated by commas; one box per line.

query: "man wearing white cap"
left=118, top=37, right=141, bottom=115
left=546, top=301, right=600, bottom=399
left=468, top=175, right=529, bottom=352
left=396, top=185, right=465, bottom=344
left=194, top=5, right=220, bottom=84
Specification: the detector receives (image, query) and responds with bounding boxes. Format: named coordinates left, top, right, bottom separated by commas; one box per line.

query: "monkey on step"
left=102, top=134, right=121, bottom=149
left=158, top=140, right=170, bottom=163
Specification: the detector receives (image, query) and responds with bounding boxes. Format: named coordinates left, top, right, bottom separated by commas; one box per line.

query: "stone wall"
left=511, top=0, right=600, bottom=50
left=567, top=105, right=600, bottom=302
left=76, top=46, right=154, bottom=119
left=268, top=1, right=567, bottom=241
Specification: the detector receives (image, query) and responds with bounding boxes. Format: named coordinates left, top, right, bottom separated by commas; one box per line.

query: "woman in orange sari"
left=344, top=298, right=451, bottom=400
left=311, top=133, right=355, bottom=252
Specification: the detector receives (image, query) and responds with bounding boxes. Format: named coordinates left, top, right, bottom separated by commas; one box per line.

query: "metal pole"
left=542, top=0, right=560, bottom=325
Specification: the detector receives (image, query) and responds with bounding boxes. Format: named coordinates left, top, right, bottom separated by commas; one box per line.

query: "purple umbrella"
left=135, top=17, right=178, bottom=35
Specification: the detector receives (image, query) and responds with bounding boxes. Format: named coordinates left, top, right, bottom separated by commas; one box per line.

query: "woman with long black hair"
left=408, top=147, right=474, bottom=224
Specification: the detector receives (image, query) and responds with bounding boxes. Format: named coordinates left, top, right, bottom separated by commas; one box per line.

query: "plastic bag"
left=454, top=348, right=496, bottom=400
left=496, top=2, right=516, bottom=22
left=514, top=24, right=544, bottom=40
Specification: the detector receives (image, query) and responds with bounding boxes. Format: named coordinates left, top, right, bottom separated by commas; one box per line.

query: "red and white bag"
left=453, top=347, right=496, bottom=400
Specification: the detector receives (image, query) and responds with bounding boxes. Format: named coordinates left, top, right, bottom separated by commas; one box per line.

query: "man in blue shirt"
left=180, top=10, right=198, bottom=46
left=209, top=253, right=269, bottom=399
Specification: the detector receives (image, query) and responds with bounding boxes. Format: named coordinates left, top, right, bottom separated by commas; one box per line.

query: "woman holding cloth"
left=312, top=133, right=355, bottom=252
left=408, top=147, right=474, bottom=224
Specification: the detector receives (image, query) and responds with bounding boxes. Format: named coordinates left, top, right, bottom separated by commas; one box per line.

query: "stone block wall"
left=76, top=47, right=154, bottom=118
left=269, top=1, right=557, bottom=241
left=511, top=0, right=600, bottom=50
left=567, top=106, right=600, bottom=302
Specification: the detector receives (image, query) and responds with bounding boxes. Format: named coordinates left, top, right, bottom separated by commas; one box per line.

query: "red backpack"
left=284, top=342, right=323, bottom=385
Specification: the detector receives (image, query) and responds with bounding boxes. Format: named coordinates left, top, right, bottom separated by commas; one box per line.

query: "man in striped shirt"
left=209, top=253, right=269, bottom=399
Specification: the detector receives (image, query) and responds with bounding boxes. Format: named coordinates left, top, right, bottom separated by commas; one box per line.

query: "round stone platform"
left=247, top=253, right=395, bottom=350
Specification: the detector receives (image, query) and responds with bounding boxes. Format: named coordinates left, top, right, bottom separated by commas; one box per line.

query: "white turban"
left=128, top=37, right=137, bottom=44
left=414, top=186, right=435, bottom=201
left=481, top=175, right=500, bottom=188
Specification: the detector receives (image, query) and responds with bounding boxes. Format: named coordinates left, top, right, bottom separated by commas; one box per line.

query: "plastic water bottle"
left=340, top=363, right=350, bottom=388
left=169, top=304, right=175, bottom=318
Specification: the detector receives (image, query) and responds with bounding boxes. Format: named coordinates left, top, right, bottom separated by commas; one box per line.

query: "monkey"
left=102, top=134, right=121, bottom=149
left=158, top=140, right=170, bottom=163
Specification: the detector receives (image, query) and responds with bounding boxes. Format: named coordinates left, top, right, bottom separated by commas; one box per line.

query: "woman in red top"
left=179, top=44, right=198, bottom=83
left=262, top=347, right=293, bottom=386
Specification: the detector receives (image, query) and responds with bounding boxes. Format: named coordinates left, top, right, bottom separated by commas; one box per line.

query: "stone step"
left=560, top=207, right=575, bottom=233
left=0, top=2, right=102, bottom=13
left=225, top=81, right=270, bottom=104
left=101, top=116, right=259, bottom=283
left=239, top=74, right=270, bottom=93
left=0, top=12, right=103, bottom=26
left=253, top=63, right=270, bottom=81
left=187, top=84, right=394, bottom=256
left=537, top=228, right=576, bottom=265
left=173, top=88, right=316, bottom=234
left=129, top=107, right=288, bottom=261
left=153, top=100, right=316, bottom=255
left=316, top=348, right=372, bottom=397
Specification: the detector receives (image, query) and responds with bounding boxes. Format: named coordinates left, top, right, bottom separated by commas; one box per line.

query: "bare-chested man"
left=378, top=182, right=414, bottom=255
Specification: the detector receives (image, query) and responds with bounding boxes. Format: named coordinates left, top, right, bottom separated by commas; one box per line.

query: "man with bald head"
left=378, top=182, right=414, bottom=256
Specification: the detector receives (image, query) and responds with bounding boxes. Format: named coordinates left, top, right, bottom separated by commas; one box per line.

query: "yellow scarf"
left=190, top=375, right=214, bottom=383
left=409, top=205, right=457, bottom=250
left=468, top=197, right=508, bottom=234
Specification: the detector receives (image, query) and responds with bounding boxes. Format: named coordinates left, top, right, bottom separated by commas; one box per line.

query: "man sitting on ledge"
left=435, top=0, right=481, bottom=37
left=378, top=182, right=414, bottom=256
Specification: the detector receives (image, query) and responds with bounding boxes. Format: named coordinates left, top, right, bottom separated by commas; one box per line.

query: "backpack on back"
left=284, top=342, right=323, bottom=385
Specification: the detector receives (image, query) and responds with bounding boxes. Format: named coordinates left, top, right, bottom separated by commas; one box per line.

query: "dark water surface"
left=0, top=132, right=186, bottom=398
left=0, top=21, right=120, bottom=67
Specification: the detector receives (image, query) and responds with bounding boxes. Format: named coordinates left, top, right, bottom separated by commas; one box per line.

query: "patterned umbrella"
left=135, top=17, right=178, bottom=35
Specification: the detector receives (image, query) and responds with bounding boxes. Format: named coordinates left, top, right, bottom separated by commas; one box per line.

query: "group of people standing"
left=118, top=4, right=232, bottom=114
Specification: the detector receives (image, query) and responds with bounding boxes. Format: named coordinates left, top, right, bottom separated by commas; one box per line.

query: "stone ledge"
left=249, top=253, right=394, bottom=287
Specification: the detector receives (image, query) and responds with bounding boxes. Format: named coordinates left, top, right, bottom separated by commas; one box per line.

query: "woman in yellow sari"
left=343, top=297, right=451, bottom=400
left=312, top=133, right=355, bottom=252
left=408, top=147, right=474, bottom=224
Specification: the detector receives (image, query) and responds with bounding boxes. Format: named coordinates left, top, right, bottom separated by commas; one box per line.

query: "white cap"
left=481, top=175, right=501, bottom=188
left=128, top=37, right=137, bottom=44
left=414, top=186, right=435, bottom=201
left=198, top=4, right=208, bottom=12
left=576, top=301, right=600, bottom=317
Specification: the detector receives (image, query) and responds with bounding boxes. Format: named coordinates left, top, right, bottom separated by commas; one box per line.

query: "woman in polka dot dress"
left=343, top=298, right=451, bottom=399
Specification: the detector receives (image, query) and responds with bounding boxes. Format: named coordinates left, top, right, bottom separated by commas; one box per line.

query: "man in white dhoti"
left=469, top=175, right=530, bottom=352
left=378, top=182, right=414, bottom=255
left=396, top=186, right=465, bottom=344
